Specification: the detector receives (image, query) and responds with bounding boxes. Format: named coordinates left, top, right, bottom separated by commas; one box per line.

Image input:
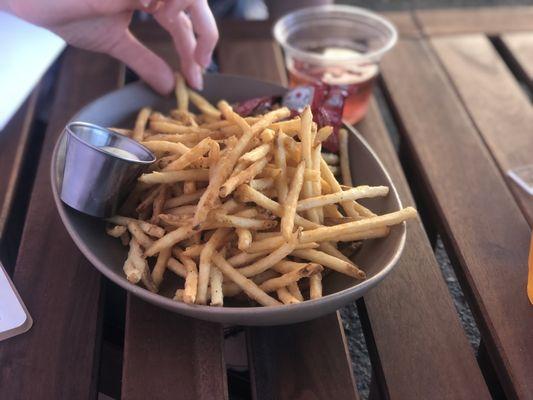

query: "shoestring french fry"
left=133, top=107, right=151, bottom=141
left=277, top=287, right=301, bottom=304
left=296, top=186, right=389, bottom=212
left=212, top=251, right=282, bottom=306
left=105, top=85, right=417, bottom=307
left=175, top=72, right=188, bottom=111
left=281, top=161, right=305, bottom=241
left=106, top=225, right=127, bottom=238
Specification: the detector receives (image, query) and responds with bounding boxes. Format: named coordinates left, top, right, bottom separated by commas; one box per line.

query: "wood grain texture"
left=247, top=314, right=358, bottom=400
left=501, top=32, right=533, bottom=85
left=0, top=89, right=38, bottom=245
left=0, top=48, right=122, bottom=400
left=122, top=297, right=227, bottom=400
left=380, top=39, right=533, bottom=399
left=218, top=26, right=359, bottom=400
left=356, top=100, right=491, bottom=399
left=432, top=35, right=533, bottom=226
left=416, top=6, right=533, bottom=36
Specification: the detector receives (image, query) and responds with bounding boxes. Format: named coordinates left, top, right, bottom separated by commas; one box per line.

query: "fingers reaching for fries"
left=106, top=79, right=418, bottom=307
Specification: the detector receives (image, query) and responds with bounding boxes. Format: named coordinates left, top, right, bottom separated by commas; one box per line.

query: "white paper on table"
left=0, top=12, right=65, bottom=131
left=0, top=261, right=32, bottom=341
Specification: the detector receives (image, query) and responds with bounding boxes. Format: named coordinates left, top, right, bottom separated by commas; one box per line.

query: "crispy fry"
left=275, top=130, right=289, bottom=202
left=260, top=263, right=323, bottom=292
left=212, top=251, right=282, bottom=306
left=197, top=228, right=231, bottom=304
left=235, top=185, right=319, bottom=230
left=175, top=72, right=188, bottom=111
left=108, top=215, right=165, bottom=238
left=150, top=184, right=169, bottom=224
left=297, top=186, right=389, bottom=212
left=175, top=251, right=198, bottom=304
left=106, top=225, right=127, bottom=238
left=312, top=144, right=323, bottom=223
left=292, top=249, right=365, bottom=279
left=235, top=232, right=298, bottom=277
left=236, top=228, right=252, bottom=250
left=167, top=257, right=187, bottom=278
left=210, top=267, right=224, bottom=306
left=212, top=212, right=277, bottom=230
left=309, top=273, right=322, bottom=299
left=281, top=161, right=305, bottom=241
left=133, top=107, right=151, bottom=141
left=240, top=143, right=271, bottom=163
left=152, top=247, right=171, bottom=288
left=123, top=237, right=146, bottom=283
left=223, top=270, right=279, bottom=297
left=260, top=128, right=275, bottom=143
left=188, top=89, right=221, bottom=117
left=220, top=157, right=269, bottom=197
left=277, top=287, right=301, bottom=304
left=316, top=126, right=333, bottom=143
left=164, top=189, right=206, bottom=209
left=250, top=178, right=274, bottom=191
left=300, top=208, right=417, bottom=243
left=141, top=140, right=190, bottom=155
left=145, top=224, right=194, bottom=257
left=287, top=282, right=304, bottom=301
left=163, top=137, right=213, bottom=171
left=227, top=251, right=267, bottom=267
left=246, top=235, right=317, bottom=253
left=127, top=221, right=154, bottom=249
left=139, top=169, right=210, bottom=185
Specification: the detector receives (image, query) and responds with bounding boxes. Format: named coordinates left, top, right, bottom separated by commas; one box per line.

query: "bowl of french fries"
left=51, top=74, right=416, bottom=325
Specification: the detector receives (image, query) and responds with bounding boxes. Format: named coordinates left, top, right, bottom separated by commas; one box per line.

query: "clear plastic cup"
left=273, top=5, right=397, bottom=124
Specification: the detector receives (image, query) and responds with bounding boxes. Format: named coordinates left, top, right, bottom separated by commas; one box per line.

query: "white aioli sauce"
left=99, top=145, right=140, bottom=161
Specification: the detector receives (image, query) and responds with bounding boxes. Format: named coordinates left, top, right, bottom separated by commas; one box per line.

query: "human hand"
left=3, top=0, right=219, bottom=93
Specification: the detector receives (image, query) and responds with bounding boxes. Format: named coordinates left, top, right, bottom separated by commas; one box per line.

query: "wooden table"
left=1, top=6, right=532, bottom=399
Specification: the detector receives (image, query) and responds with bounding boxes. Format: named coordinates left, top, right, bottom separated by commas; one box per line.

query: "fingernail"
left=199, top=52, right=212, bottom=69
left=189, top=65, right=203, bottom=90
left=140, top=0, right=151, bottom=8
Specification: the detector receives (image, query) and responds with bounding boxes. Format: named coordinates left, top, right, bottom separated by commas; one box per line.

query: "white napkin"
left=0, top=12, right=65, bottom=131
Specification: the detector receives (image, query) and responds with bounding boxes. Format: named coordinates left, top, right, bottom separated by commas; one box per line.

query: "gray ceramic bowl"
left=51, top=74, right=405, bottom=326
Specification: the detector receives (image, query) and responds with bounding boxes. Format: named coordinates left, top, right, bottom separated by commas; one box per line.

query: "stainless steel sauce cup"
left=60, top=122, right=155, bottom=217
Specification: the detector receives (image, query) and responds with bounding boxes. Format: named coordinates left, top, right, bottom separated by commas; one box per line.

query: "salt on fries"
left=106, top=74, right=417, bottom=307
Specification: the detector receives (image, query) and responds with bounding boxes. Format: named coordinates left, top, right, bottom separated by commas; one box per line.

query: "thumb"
left=108, top=30, right=175, bottom=94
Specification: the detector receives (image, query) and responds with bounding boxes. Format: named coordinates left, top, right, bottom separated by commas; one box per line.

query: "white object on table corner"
left=0, top=12, right=65, bottom=131
left=0, top=261, right=32, bottom=341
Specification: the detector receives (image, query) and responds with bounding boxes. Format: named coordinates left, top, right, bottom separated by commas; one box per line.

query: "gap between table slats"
left=380, top=37, right=533, bottom=399
left=499, top=32, right=533, bottom=92
left=0, top=48, right=122, bottom=400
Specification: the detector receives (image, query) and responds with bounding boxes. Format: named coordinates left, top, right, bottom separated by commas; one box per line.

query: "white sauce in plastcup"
left=99, top=145, right=140, bottom=161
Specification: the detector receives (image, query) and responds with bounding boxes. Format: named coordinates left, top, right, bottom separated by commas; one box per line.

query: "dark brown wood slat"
left=247, top=314, right=358, bottom=400
left=356, top=99, right=491, bottom=399
left=416, top=6, right=533, bottom=36
left=431, top=35, right=533, bottom=226
left=0, top=89, right=39, bottom=256
left=218, top=23, right=359, bottom=400
left=122, top=297, right=227, bottom=400
left=501, top=32, right=533, bottom=86
left=0, top=48, right=122, bottom=399
left=122, top=23, right=228, bottom=400
left=380, top=39, right=533, bottom=399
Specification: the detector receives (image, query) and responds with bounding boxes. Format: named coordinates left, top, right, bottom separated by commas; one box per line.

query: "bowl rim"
left=50, top=77, right=406, bottom=321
